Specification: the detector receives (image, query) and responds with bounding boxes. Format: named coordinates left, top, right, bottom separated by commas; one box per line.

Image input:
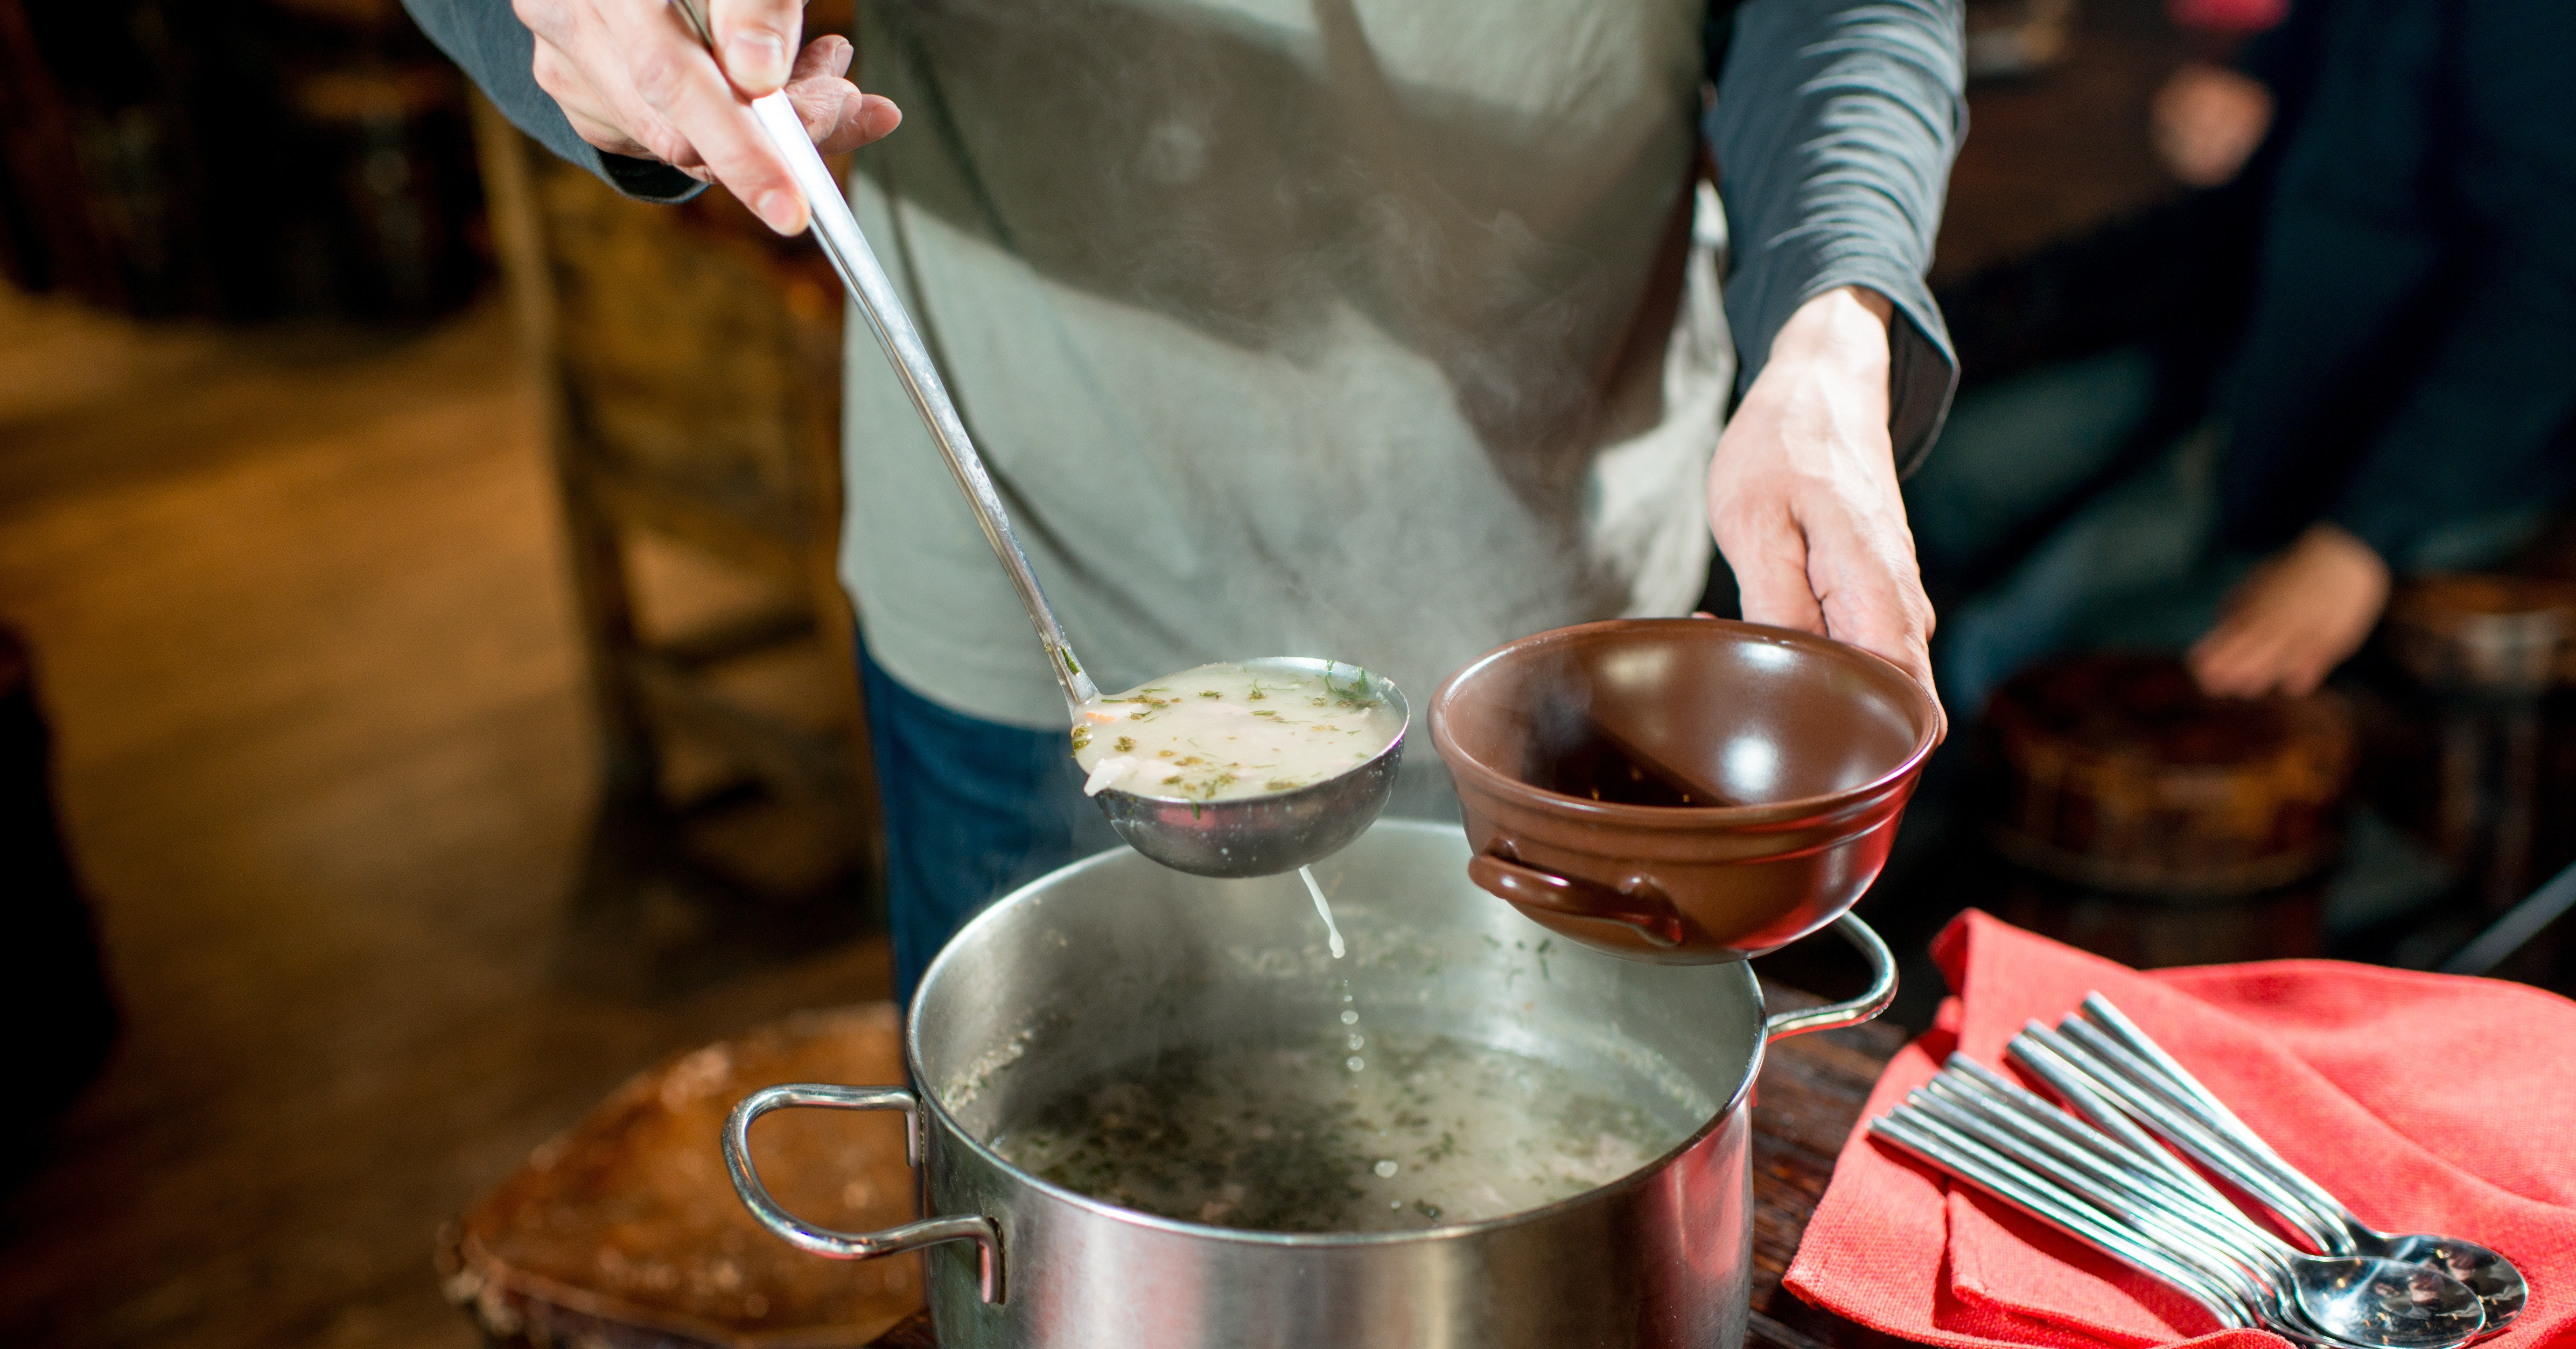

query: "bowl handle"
left=722, top=1083, right=1004, bottom=1304
left=1467, top=850, right=1687, bottom=947
left=1761, top=914, right=1897, bottom=1042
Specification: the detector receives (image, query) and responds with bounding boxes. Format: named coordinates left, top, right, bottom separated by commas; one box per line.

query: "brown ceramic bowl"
left=1429, top=618, right=1939, bottom=963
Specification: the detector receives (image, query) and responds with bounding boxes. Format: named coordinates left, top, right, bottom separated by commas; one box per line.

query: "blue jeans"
left=859, top=641, right=1120, bottom=1006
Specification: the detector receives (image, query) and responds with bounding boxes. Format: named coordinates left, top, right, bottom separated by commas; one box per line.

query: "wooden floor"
left=0, top=283, right=891, bottom=1349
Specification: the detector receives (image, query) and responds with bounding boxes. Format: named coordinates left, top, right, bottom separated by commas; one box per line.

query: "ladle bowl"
left=1431, top=618, right=1939, bottom=962
left=1090, top=656, right=1408, bottom=878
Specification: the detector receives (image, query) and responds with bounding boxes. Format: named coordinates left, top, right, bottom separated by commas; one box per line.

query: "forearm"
left=1707, top=0, right=1965, bottom=472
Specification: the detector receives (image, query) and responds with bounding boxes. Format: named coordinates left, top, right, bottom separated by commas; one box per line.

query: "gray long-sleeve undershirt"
left=1709, top=0, right=1963, bottom=471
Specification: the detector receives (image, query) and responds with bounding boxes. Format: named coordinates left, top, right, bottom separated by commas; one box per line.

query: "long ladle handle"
left=748, top=92, right=1097, bottom=715
left=658, top=0, right=1100, bottom=717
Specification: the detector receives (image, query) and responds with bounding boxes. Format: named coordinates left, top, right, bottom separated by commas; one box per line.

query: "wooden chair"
left=469, top=94, right=880, bottom=994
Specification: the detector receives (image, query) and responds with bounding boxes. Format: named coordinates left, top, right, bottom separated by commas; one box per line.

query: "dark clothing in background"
left=857, top=641, right=1116, bottom=1001
left=1933, top=0, right=2576, bottom=595
left=1911, top=0, right=2576, bottom=720
left=2219, top=0, right=2576, bottom=560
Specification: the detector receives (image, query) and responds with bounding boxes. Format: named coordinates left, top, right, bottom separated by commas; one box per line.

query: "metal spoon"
left=1895, top=1079, right=2487, bottom=1349
left=1874, top=1105, right=2454, bottom=1349
left=2069, top=997, right=2527, bottom=1330
left=672, top=4, right=1405, bottom=876
left=1869, top=1109, right=2259, bottom=1334
left=1922, top=1065, right=2488, bottom=1349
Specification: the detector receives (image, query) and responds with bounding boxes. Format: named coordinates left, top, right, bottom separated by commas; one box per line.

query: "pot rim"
left=1429, top=617, right=1940, bottom=829
left=903, top=822, right=1775, bottom=1248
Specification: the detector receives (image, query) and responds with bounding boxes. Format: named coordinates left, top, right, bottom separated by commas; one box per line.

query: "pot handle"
left=1762, top=914, right=1897, bottom=1042
left=1466, top=851, right=1687, bottom=948
left=722, top=1083, right=1004, bottom=1304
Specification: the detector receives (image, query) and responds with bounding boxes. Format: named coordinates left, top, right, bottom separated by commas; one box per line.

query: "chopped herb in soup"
left=1073, top=662, right=1402, bottom=802
left=989, top=1033, right=1694, bottom=1233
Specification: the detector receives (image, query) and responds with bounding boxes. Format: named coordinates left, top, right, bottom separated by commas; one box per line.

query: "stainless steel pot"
left=724, top=821, right=1893, bottom=1348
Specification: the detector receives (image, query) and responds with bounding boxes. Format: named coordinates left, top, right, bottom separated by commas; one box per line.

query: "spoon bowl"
left=1087, top=657, right=1408, bottom=878
left=2280, top=1251, right=2486, bottom=1349
left=2337, top=1224, right=2525, bottom=1329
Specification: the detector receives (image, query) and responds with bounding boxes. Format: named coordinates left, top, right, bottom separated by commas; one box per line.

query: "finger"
left=2186, top=621, right=2255, bottom=694
left=597, top=0, right=806, bottom=232
left=790, top=30, right=854, bottom=81
left=783, top=38, right=861, bottom=143
left=711, top=0, right=805, bottom=96
left=807, top=91, right=902, bottom=154
left=858, top=94, right=901, bottom=140
left=794, top=89, right=901, bottom=153
left=2191, top=622, right=2290, bottom=698
left=1817, top=567, right=1945, bottom=737
left=784, top=38, right=900, bottom=151
left=1722, top=513, right=1827, bottom=638
left=2277, top=651, right=2332, bottom=698
left=1789, top=493, right=1942, bottom=709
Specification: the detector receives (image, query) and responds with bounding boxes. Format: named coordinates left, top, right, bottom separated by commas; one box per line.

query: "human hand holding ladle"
left=665, top=1, right=1407, bottom=878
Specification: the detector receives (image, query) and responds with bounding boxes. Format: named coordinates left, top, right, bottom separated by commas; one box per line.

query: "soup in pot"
left=989, top=1030, right=1707, bottom=1233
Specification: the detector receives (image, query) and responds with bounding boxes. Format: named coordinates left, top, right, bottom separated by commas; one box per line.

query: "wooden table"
left=861, top=983, right=1913, bottom=1349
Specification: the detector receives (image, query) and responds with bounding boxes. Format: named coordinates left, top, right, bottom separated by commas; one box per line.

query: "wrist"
left=1763, top=286, right=1893, bottom=383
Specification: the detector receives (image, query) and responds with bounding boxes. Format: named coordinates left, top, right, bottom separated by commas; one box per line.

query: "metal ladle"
left=672, top=6, right=1405, bottom=876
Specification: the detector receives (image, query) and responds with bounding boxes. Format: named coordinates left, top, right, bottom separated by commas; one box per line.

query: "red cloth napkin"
left=1784, top=910, right=2576, bottom=1349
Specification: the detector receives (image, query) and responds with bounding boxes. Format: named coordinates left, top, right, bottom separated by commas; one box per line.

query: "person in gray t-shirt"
left=409, top=0, right=1963, bottom=997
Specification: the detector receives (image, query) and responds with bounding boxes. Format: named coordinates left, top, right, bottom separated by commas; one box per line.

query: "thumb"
left=711, top=0, right=805, bottom=96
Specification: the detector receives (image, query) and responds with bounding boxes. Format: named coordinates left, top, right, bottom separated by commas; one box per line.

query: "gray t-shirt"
left=406, top=0, right=1964, bottom=748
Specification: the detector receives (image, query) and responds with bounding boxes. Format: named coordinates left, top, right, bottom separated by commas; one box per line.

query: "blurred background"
left=0, top=0, right=2569, bottom=1345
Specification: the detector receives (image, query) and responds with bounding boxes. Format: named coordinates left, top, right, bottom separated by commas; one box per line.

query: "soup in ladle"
left=1073, top=661, right=1406, bottom=804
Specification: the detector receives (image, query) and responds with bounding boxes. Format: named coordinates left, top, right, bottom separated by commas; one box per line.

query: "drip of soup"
left=1071, top=662, right=1403, bottom=802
